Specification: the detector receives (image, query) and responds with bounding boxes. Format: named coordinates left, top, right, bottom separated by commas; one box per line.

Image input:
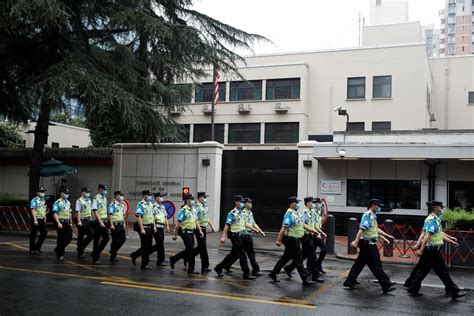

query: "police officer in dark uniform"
left=108, top=191, right=127, bottom=263
left=214, top=195, right=255, bottom=280
left=131, top=190, right=155, bottom=269
left=269, top=196, right=316, bottom=286
left=75, top=187, right=94, bottom=259
left=170, top=194, right=203, bottom=275
left=407, top=201, right=467, bottom=299
left=91, top=184, right=110, bottom=265
left=29, top=186, right=48, bottom=254
left=343, top=199, right=396, bottom=293
left=51, top=187, right=73, bottom=261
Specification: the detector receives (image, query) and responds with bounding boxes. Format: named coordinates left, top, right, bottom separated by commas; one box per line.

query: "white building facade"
left=22, top=121, right=91, bottom=148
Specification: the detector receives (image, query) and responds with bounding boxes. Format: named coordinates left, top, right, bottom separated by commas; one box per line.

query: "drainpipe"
left=425, top=160, right=441, bottom=202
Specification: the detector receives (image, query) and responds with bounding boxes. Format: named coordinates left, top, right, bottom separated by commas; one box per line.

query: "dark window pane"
left=347, top=122, right=365, bottom=131
left=308, top=135, right=334, bottom=142
left=373, top=76, right=392, bottom=98
left=372, top=121, right=391, bottom=131
left=265, top=123, right=299, bottom=143
left=347, top=77, right=366, bottom=99
left=230, top=81, right=262, bottom=101
left=347, top=179, right=421, bottom=210
left=51, top=142, right=59, bottom=148
left=193, top=124, right=224, bottom=143
left=469, top=92, right=474, bottom=104
left=266, top=78, right=300, bottom=100
left=228, top=123, right=261, bottom=144
left=448, top=181, right=474, bottom=209
left=195, top=82, right=226, bottom=103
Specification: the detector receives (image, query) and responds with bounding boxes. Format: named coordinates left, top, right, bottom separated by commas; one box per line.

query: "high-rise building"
left=369, top=0, right=409, bottom=25
left=422, top=24, right=441, bottom=57
left=439, top=0, right=473, bottom=56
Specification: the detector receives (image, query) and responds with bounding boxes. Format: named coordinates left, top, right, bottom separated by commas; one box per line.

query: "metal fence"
left=0, top=206, right=31, bottom=231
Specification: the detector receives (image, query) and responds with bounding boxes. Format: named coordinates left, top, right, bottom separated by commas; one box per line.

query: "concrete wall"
left=362, top=22, right=422, bottom=46
left=111, top=142, right=223, bottom=225
left=22, top=121, right=91, bottom=148
left=369, top=0, right=409, bottom=26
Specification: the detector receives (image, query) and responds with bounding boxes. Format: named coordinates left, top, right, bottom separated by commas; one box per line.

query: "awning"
left=40, top=158, right=78, bottom=177
left=313, top=143, right=474, bottom=160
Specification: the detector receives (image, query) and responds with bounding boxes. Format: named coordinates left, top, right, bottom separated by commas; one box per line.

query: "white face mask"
left=63, top=194, right=69, bottom=200
left=296, top=202, right=302, bottom=209
left=159, top=197, right=164, bottom=203
left=119, top=196, right=124, bottom=201
left=85, top=193, right=91, bottom=198
left=39, top=193, right=45, bottom=199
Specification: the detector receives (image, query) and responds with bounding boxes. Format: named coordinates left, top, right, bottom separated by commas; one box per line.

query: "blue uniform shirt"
left=424, top=215, right=441, bottom=235
left=108, top=203, right=116, bottom=215
left=360, top=212, right=375, bottom=230
left=226, top=208, right=240, bottom=225
left=30, top=198, right=38, bottom=209
left=135, top=200, right=146, bottom=217
left=282, top=211, right=295, bottom=228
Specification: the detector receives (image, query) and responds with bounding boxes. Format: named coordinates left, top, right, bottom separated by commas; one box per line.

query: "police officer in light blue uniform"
left=29, top=186, right=48, bottom=254
left=75, top=187, right=94, bottom=259
left=407, top=201, right=467, bottom=299
left=91, top=184, right=110, bottom=265
left=150, top=192, right=169, bottom=267
left=52, top=187, right=73, bottom=261
left=108, top=191, right=127, bottom=263
left=131, top=190, right=156, bottom=269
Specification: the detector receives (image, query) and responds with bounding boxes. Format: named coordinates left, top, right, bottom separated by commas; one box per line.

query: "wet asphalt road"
left=0, top=234, right=472, bottom=315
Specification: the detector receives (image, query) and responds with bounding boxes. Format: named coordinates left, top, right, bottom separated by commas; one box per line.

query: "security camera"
left=337, top=149, right=346, bottom=158
left=333, top=105, right=343, bottom=112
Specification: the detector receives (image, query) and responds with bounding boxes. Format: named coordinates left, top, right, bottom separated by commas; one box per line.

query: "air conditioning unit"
left=274, top=102, right=289, bottom=113
left=238, top=103, right=251, bottom=114
left=170, top=106, right=183, bottom=116
left=202, top=105, right=213, bottom=115
left=429, top=113, right=436, bottom=122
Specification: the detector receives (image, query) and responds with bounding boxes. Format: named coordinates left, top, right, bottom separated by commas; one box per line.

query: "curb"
left=336, top=252, right=417, bottom=267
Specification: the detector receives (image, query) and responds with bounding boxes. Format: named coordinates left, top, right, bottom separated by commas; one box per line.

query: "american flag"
left=213, top=70, right=220, bottom=107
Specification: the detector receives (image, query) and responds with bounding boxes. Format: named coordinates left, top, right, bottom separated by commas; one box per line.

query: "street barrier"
left=347, top=217, right=358, bottom=254
left=0, top=206, right=30, bottom=231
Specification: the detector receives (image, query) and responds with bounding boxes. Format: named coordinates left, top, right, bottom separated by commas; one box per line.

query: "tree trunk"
left=28, top=98, right=50, bottom=199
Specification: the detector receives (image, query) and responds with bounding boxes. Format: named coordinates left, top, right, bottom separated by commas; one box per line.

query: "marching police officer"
left=75, top=187, right=94, bottom=259
left=313, top=198, right=328, bottom=275
left=407, top=201, right=467, bottom=299
left=52, top=186, right=73, bottom=261
left=150, top=192, right=169, bottom=267
left=343, top=199, right=396, bottom=293
left=131, top=190, right=155, bottom=269
left=214, top=195, right=255, bottom=280
left=91, top=184, right=110, bottom=265
left=269, top=197, right=315, bottom=286
left=170, top=194, right=203, bottom=275
left=280, top=197, right=322, bottom=283
left=192, top=192, right=215, bottom=273
left=29, top=186, right=48, bottom=254
left=108, top=191, right=127, bottom=263
left=220, top=197, right=264, bottom=276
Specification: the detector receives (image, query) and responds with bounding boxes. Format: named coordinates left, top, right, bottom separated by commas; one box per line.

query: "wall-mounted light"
left=202, top=158, right=210, bottom=166
left=303, top=160, right=312, bottom=167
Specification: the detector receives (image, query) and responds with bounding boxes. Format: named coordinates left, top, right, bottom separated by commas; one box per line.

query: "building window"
left=72, top=145, right=79, bottom=148
left=193, top=124, right=224, bottom=143
left=347, top=77, right=366, bottom=99
left=194, top=82, right=226, bottom=103
left=448, top=181, right=474, bottom=209
left=373, top=76, right=392, bottom=98
left=264, top=123, right=299, bottom=143
left=346, top=122, right=365, bottom=131
left=51, top=142, right=59, bottom=148
left=175, top=124, right=190, bottom=142
left=266, top=78, right=300, bottom=100
left=468, top=92, right=474, bottom=104
left=230, top=81, right=262, bottom=101
left=347, top=179, right=421, bottom=210
left=308, top=135, right=334, bottom=142
left=228, top=123, right=261, bottom=143
left=372, top=121, right=391, bottom=131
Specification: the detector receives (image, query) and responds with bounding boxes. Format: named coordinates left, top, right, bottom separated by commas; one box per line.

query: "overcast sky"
left=192, top=0, right=445, bottom=55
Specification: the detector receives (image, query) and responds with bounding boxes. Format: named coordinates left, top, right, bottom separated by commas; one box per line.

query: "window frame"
left=346, top=122, right=365, bottom=132
left=372, top=75, right=392, bottom=99
left=194, top=82, right=226, bottom=103
left=228, top=123, right=261, bottom=144
left=371, top=121, right=392, bottom=131
left=468, top=91, right=474, bottom=105
left=264, top=122, right=299, bottom=144
left=347, top=77, right=366, bottom=100
left=229, top=80, right=263, bottom=102
left=266, top=78, right=301, bottom=100
left=192, top=124, right=225, bottom=143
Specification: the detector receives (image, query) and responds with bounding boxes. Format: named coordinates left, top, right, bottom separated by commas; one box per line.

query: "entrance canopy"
left=40, top=158, right=78, bottom=177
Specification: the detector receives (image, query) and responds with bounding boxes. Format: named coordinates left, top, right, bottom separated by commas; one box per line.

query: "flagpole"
left=211, top=64, right=216, bottom=141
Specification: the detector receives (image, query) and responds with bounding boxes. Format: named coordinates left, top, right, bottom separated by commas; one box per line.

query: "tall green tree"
left=0, top=0, right=265, bottom=198
left=0, top=122, right=23, bottom=147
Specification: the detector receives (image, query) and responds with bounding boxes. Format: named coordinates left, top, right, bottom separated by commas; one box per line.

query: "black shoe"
left=313, top=277, right=325, bottom=283
left=303, top=280, right=316, bottom=286
left=202, top=268, right=212, bottom=273
left=58, top=256, right=66, bottom=261
left=130, top=253, right=136, bottom=266
left=110, top=257, right=119, bottom=263
left=343, top=283, right=358, bottom=290
left=284, top=266, right=293, bottom=278
left=243, top=275, right=256, bottom=280
left=408, top=291, right=423, bottom=297
left=451, top=291, right=467, bottom=300
left=170, top=257, right=175, bottom=270
left=188, top=271, right=200, bottom=275
left=319, top=268, right=326, bottom=274
left=93, top=260, right=102, bottom=265
left=141, top=265, right=153, bottom=270
left=214, top=267, right=223, bottom=277
left=29, top=250, right=37, bottom=255
left=268, top=273, right=280, bottom=283
left=252, top=272, right=263, bottom=277
left=383, top=286, right=396, bottom=294
left=224, top=267, right=233, bottom=274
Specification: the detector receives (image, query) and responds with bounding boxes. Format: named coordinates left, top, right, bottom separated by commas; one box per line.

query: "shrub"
left=0, top=194, right=29, bottom=207
left=441, top=208, right=474, bottom=231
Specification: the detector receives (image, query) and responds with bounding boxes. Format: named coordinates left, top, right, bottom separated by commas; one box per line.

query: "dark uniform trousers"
left=271, top=237, right=309, bottom=282
left=91, top=220, right=110, bottom=261
left=150, top=227, right=165, bottom=264
left=54, top=221, right=72, bottom=259
left=407, top=247, right=460, bottom=295
left=344, top=240, right=391, bottom=290
left=77, top=219, right=93, bottom=255
left=221, top=233, right=260, bottom=275
left=110, top=223, right=126, bottom=259
left=173, top=230, right=196, bottom=273
left=314, top=235, right=328, bottom=271
left=131, top=224, right=153, bottom=268
left=283, top=235, right=317, bottom=279
left=29, top=218, right=47, bottom=252
left=192, top=228, right=209, bottom=270
left=216, top=232, right=251, bottom=277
